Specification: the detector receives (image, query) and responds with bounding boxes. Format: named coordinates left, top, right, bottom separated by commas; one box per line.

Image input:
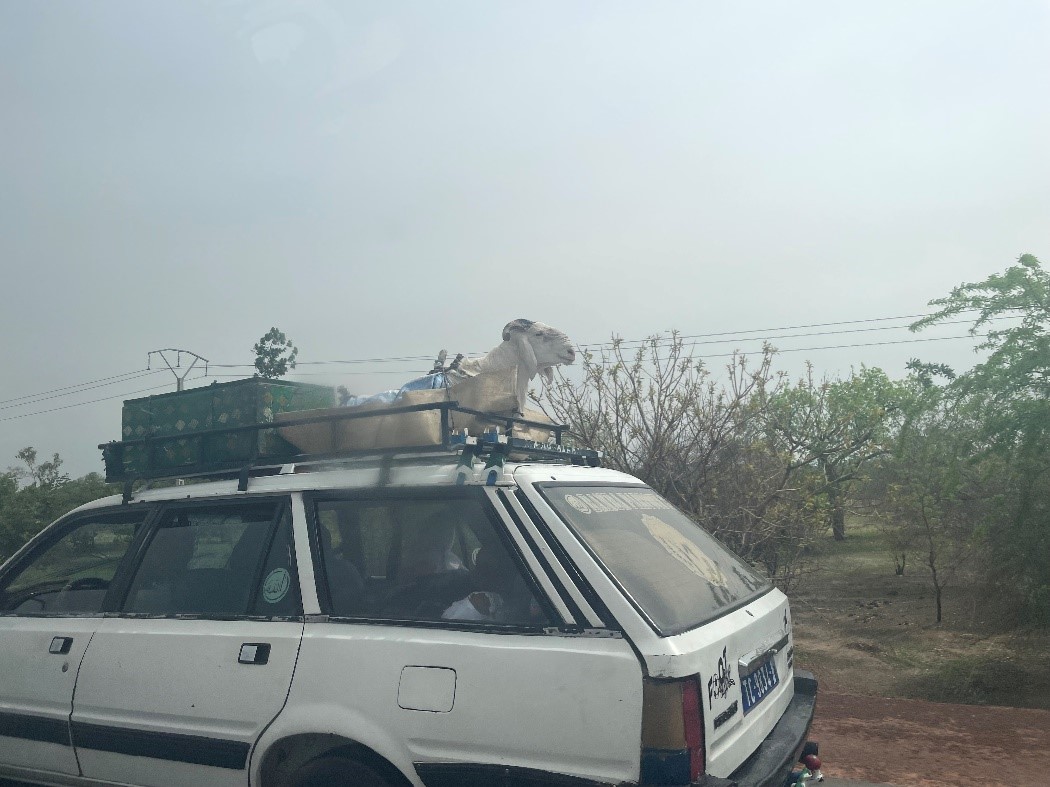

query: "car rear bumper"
left=697, top=671, right=818, bottom=787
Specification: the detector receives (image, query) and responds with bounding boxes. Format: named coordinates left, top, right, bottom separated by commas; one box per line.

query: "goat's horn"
left=502, top=319, right=534, bottom=340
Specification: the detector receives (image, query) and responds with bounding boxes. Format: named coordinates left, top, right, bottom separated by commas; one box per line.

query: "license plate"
left=741, top=656, right=779, bottom=714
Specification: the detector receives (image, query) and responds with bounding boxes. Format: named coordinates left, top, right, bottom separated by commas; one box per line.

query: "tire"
left=289, top=756, right=391, bottom=787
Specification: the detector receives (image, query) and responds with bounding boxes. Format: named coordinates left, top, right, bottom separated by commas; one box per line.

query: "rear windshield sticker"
left=642, top=515, right=729, bottom=588
left=262, top=568, right=291, bottom=604
left=564, top=491, right=672, bottom=514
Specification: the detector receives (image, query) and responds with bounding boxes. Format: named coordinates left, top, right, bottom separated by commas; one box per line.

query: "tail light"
left=681, top=678, right=704, bottom=781
left=641, top=677, right=706, bottom=784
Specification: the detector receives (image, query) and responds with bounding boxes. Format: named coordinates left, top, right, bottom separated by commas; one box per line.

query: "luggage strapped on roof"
left=99, top=400, right=601, bottom=485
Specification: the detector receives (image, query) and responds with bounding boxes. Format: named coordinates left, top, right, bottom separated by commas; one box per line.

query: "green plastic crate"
left=114, top=378, right=334, bottom=479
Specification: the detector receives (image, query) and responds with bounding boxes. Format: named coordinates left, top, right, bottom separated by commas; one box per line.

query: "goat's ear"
left=510, top=332, right=539, bottom=375
left=539, top=366, right=554, bottom=385
left=502, top=319, right=535, bottom=341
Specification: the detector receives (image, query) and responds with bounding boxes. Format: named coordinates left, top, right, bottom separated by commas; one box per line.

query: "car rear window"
left=312, top=494, right=553, bottom=628
left=540, top=485, right=770, bottom=635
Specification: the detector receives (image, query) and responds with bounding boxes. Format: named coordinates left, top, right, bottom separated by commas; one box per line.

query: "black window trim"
left=302, top=486, right=562, bottom=634
left=510, top=488, right=621, bottom=632
left=110, top=494, right=299, bottom=622
left=497, top=488, right=600, bottom=630
left=0, top=505, right=157, bottom=619
left=533, top=481, right=774, bottom=637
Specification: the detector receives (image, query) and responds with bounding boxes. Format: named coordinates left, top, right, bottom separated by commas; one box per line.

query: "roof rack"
left=100, top=400, right=601, bottom=485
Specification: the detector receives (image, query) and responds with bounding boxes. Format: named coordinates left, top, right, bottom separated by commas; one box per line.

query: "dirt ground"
left=790, top=523, right=1050, bottom=710
left=811, top=692, right=1050, bottom=787
left=787, top=522, right=1050, bottom=786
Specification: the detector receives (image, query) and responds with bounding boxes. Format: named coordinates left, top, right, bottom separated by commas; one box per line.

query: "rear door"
left=523, top=480, right=795, bottom=779
left=0, top=507, right=148, bottom=780
left=70, top=497, right=304, bottom=787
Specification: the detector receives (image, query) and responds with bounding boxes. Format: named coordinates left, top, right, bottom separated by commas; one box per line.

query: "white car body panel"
left=269, top=622, right=643, bottom=786
left=71, top=618, right=303, bottom=787
left=514, top=464, right=795, bottom=779
left=0, top=617, right=95, bottom=776
left=0, top=457, right=813, bottom=787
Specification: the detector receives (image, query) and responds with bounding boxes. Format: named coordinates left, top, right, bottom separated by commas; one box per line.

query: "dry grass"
left=790, top=520, right=1050, bottom=709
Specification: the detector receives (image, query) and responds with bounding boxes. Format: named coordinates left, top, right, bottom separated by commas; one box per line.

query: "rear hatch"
left=523, top=478, right=795, bottom=780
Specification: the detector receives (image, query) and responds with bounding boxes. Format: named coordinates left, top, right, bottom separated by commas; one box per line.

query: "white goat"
left=453, top=319, right=576, bottom=413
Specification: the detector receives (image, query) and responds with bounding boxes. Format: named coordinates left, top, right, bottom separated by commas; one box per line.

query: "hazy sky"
left=2, top=1, right=1048, bottom=477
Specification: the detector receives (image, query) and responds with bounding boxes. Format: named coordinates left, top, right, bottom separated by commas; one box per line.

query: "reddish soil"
left=810, top=692, right=1050, bottom=787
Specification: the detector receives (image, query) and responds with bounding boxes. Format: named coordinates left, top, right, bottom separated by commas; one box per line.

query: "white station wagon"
left=0, top=422, right=817, bottom=787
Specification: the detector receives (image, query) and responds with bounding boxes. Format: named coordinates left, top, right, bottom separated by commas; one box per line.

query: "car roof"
left=68, top=460, right=642, bottom=515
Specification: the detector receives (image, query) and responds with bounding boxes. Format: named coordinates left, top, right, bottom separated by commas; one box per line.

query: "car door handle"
left=238, top=643, right=271, bottom=665
left=49, top=637, right=73, bottom=655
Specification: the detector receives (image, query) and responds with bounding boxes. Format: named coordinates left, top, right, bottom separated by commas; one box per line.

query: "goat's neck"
left=471, top=342, right=517, bottom=374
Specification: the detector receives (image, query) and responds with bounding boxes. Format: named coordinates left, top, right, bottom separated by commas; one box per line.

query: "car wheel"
left=289, top=756, right=392, bottom=787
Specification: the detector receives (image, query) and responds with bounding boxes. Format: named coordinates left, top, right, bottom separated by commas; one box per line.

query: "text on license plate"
left=741, top=657, right=779, bottom=714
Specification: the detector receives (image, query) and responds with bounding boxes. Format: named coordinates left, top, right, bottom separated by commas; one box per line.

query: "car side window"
left=0, top=511, right=146, bottom=615
left=122, top=501, right=280, bottom=618
left=251, top=507, right=301, bottom=618
left=314, top=494, right=552, bottom=627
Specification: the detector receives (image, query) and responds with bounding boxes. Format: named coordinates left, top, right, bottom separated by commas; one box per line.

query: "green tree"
left=763, top=366, right=907, bottom=541
left=253, top=327, right=298, bottom=379
left=12, top=447, right=69, bottom=489
left=911, top=253, right=1050, bottom=621
left=873, top=382, right=994, bottom=623
left=912, top=253, right=1050, bottom=453
left=541, top=335, right=826, bottom=584
left=0, top=449, right=114, bottom=562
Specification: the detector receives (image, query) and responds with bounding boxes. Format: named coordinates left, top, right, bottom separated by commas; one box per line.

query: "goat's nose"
left=567, top=348, right=576, bottom=362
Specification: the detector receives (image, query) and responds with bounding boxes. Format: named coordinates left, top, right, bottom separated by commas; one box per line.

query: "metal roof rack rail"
left=100, top=401, right=600, bottom=485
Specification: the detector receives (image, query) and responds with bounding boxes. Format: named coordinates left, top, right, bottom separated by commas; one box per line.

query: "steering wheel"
left=61, top=577, right=110, bottom=593
left=53, top=577, right=110, bottom=612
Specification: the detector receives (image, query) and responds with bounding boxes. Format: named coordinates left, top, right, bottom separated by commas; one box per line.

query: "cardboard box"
left=276, top=369, right=558, bottom=453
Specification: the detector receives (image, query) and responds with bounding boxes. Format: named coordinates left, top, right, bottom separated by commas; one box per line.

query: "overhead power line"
left=579, top=315, right=1018, bottom=354
left=0, top=331, right=983, bottom=424
left=0, top=370, right=166, bottom=412
left=578, top=309, right=993, bottom=349
left=0, top=308, right=1005, bottom=423
left=0, top=383, right=175, bottom=423
left=231, top=332, right=990, bottom=378
left=203, top=369, right=426, bottom=379
left=660, top=333, right=986, bottom=361
left=593, top=316, right=1016, bottom=354
left=210, top=355, right=433, bottom=369
left=0, top=369, right=160, bottom=407
left=202, top=309, right=1004, bottom=370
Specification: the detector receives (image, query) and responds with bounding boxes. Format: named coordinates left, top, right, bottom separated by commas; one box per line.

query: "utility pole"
left=148, top=349, right=209, bottom=392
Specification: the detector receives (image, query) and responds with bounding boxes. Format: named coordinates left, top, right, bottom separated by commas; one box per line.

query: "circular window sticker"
left=262, top=567, right=292, bottom=604
left=641, top=515, right=729, bottom=588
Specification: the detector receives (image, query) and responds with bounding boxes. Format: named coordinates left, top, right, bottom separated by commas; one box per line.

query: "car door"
left=70, top=496, right=305, bottom=787
left=0, top=507, right=149, bottom=780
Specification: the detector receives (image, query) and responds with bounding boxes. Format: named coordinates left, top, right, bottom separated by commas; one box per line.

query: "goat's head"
left=502, top=319, right=576, bottom=384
